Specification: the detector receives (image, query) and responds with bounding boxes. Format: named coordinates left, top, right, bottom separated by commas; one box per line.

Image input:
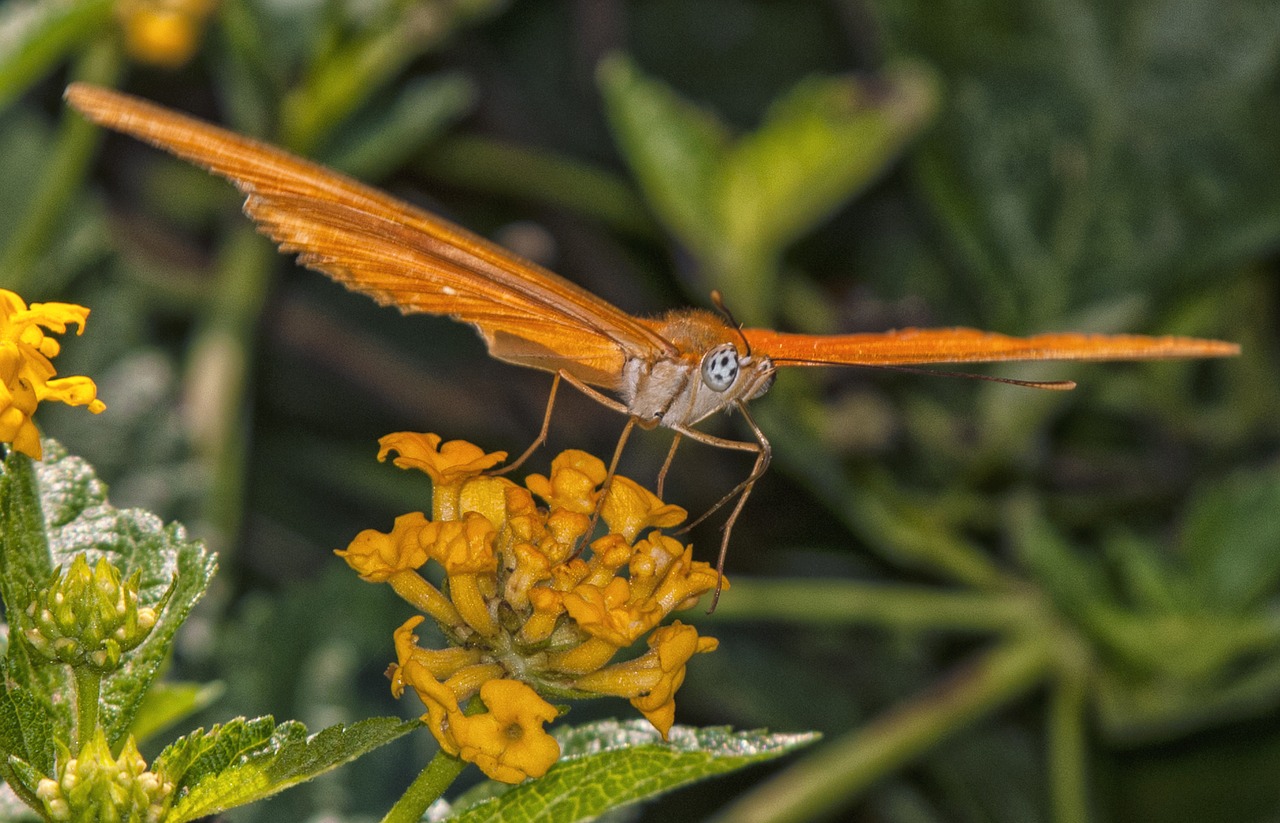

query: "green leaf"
left=1181, top=465, right=1280, bottom=613
left=161, top=716, right=415, bottom=823
left=879, top=0, right=1280, bottom=327
left=322, top=72, right=476, bottom=179
left=445, top=720, right=819, bottom=822
left=1006, top=494, right=1112, bottom=617
left=0, top=0, right=112, bottom=111
left=0, top=440, right=217, bottom=748
left=719, top=63, right=938, bottom=260
left=0, top=449, right=72, bottom=736
left=129, top=680, right=226, bottom=746
left=3, top=757, right=46, bottom=815
left=599, top=54, right=936, bottom=323
left=0, top=666, right=54, bottom=807
left=0, top=669, right=53, bottom=775
left=598, top=53, right=731, bottom=258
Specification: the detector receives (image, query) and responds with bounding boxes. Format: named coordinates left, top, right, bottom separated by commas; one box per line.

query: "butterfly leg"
left=577, top=415, right=639, bottom=554
left=549, top=372, right=643, bottom=554
left=672, top=402, right=772, bottom=609
left=656, top=433, right=683, bottom=500
left=490, top=372, right=563, bottom=476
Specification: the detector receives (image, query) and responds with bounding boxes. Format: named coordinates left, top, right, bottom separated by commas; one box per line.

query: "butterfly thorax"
left=622, top=309, right=776, bottom=428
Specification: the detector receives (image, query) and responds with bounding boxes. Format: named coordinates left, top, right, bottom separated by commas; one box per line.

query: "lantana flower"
left=115, top=0, right=219, bottom=68
left=339, top=433, right=724, bottom=784
left=0, top=289, right=105, bottom=459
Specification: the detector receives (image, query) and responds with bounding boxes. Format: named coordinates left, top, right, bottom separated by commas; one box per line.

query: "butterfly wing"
left=743, top=327, right=1240, bottom=366
left=65, top=83, right=675, bottom=390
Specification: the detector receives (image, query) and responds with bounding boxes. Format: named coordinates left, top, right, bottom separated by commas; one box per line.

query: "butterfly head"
left=699, top=343, right=774, bottom=401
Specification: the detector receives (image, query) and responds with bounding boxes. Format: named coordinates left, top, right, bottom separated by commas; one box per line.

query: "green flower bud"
left=23, top=554, right=159, bottom=673
left=36, top=731, right=172, bottom=822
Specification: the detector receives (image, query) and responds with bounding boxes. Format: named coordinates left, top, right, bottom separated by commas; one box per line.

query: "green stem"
left=709, top=635, right=1055, bottom=823
left=842, top=473, right=1011, bottom=590
left=1049, top=648, right=1091, bottom=823
left=702, top=578, right=1041, bottom=633
left=380, top=749, right=467, bottom=823
left=72, top=666, right=102, bottom=755
left=184, top=229, right=274, bottom=555
left=0, top=36, right=122, bottom=292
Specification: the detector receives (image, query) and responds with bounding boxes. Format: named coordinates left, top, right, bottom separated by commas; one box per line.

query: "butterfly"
left=65, top=82, right=1239, bottom=595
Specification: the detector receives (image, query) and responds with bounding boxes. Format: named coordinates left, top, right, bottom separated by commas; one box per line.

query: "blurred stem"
left=703, top=578, right=1042, bottom=633
left=72, top=667, right=101, bottom=756
left=380, top=748, right=467, bottom=823
left=184, top=228, right=274, bottom=551
left=416, top=136, right=660, bottom=240
left=1049, top=651, right=1091, bottom=823
left=759, top=390, right=1010, bottom=590
left=0, top=37, right=121, bottom=291
left=0, top=0, right=113, bottom=109
left=710, top=635, right=1054, bottom=823
left=843, top=469, right=1011, bottom=590
left=1101, top=650, right=1280, bottom=744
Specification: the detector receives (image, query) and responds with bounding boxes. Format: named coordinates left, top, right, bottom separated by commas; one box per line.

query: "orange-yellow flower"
left=379, top=432, right=507, bottom=488
left=574, top=622, right=718, bottom=739
left=0, top=289, right=105, bottom=459
left=601, top=475, right=687, bottom=542
left=116, top=0, right=218, bottom=68
left=526, top=450, right=608, bottom=515
left=562, top=577, right=661, bottom=648
left=348, top=433, right=722, bottom=783
left=449, top=680, right=560, bottom=784
left=336, top=512, right=431, bottom=582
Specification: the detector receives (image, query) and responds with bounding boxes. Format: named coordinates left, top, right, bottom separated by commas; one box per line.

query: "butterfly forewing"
left=742, top=327, right=1240, bottom=366
left=64, top=82, right=674, bottom=390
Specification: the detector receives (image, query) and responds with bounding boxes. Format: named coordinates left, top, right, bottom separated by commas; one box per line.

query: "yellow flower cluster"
left=337, top=432, right=723, bottom=784
left=0, top=289, right=105, bottom=459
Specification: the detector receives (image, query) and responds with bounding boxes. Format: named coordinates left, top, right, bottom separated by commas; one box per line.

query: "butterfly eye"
left=701, top=344, right=740, bottom=392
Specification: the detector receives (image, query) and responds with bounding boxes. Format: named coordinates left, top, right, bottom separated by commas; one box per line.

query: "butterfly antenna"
left=710, top=290, right=752, bottom=359
left=877, top=364, right=1077, bottom=390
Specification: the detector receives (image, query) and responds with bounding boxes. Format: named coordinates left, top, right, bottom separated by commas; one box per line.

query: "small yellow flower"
left=335, top=512, right=431, bottom=582
left=379, top=432, right=508, bottom=521
left=450, top=680, right=561, bottom=784
left=0, top=289, right=105, bottom=459
left=379, top=432, right=507, bottom=488
left=115, top=0, right=218, bottom=68
left=337, top=518, right=461, bottom=626
left=574, top=621, right=718, bottom=739
left=526, top=450, right=608, bottom=515
left=349, top=434, right=722, bottom=783
left=601, top=476, right=687, bottom=542
left=562, top=577, right=661, bottom=648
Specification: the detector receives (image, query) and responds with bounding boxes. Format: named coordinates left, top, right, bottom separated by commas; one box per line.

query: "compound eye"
left=701, top=343, right=739, bottom=392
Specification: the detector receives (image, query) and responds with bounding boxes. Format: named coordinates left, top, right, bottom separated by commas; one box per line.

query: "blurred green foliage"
left=1, top=0, right=1278, bottom=821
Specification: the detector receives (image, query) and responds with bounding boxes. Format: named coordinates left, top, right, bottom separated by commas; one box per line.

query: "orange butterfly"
left=65, top=83, right=1239, bottom=590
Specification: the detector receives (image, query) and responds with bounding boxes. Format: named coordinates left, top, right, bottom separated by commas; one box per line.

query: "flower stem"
left=72, top=666, right=101, bottom=755
left=702, top=578, right=1041, bottom=632
left=381, top=748, right=467, bottom=823
left=1049, top=647, right=1091, bottom=823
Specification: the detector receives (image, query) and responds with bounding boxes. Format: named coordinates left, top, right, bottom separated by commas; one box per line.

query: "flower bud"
left=24, top=555, right=158, bottom=672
